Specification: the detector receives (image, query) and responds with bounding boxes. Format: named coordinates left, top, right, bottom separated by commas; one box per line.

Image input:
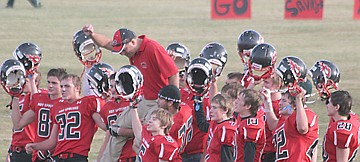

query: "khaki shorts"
left=101, top=99, right=158, bottom=162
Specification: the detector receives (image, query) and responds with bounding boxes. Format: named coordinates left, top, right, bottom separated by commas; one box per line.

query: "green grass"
left=0, top=0, right=359, bottom=161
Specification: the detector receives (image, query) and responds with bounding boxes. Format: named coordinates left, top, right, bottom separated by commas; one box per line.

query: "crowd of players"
left=0, top=24, right=359, bottom=162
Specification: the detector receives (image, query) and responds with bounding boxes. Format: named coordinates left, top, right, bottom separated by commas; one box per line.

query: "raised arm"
left=83, top=24, right=113, bottom=50
left=295, top=88, right=308, bottom=134
left=260, top=87, right=278, bottom=131
left=11, top=97, right=36, bottom=130
left=131, top=107, right=142, bottom=152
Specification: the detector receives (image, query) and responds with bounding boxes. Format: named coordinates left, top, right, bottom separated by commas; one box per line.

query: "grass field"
left=0, top=0, right=359, bottom=161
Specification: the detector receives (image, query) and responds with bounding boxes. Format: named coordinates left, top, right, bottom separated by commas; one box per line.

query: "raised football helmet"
left=237, top=30, right=264, bottom=65
left=186, top=57, right=213, bottom=96
left=199, top=42, right=227, bottom=77
left=276, top=56, right=307, bottom=96
left=115, top=65, right=143, bottom=102
left=308, top=60, right=340, bottom=100
left=13, top=42, right=42, bottom=76
left=72, top=30, right=102, bottom=67
left=86, top=63, right=114, bottom=97
left=247, top=43, right=277, bottom=81
left=166, top=42, right=191, bottom=71
left=0, top=59, right=26, bottom=97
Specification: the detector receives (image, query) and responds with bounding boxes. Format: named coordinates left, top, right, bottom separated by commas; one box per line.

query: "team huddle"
left=0, top=25, right=359, bottom=162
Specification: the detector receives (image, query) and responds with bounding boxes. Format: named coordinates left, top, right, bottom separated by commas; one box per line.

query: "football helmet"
left=308, top=60, right=340, bottom=100
left=0, top=59, right=26, bottom=97
left=115, top=65, right=143, bottom=102
left=166, top=42, right=191, bottom=70
left=276, top=56, right=307, bottom=96
left=86, top=63, right=114, bottom=97
left=72, top=30, right=102, bottom=67
left=13, top=42, right=42, bottom=76
left=247, top=43, right=277, bottom=81
left=186, top=57, right=213, bottom=96
left=237, top=30, right=264, bottom=65
left=199, top=42, right=227, bottom=77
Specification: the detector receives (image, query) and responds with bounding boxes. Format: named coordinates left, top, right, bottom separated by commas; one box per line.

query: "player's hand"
left=260, top=87, right=271, bottom=103
left=25, top=143, right=35, bottom=154
left=109, top=125, right=120, bottom=137
left=193, top=95, right=204, bottom=104
left=295, top=87, right=306, bottom=99
left=130, top=96, right=142, bottom=108
left=83, top=24, right=94, bottom=36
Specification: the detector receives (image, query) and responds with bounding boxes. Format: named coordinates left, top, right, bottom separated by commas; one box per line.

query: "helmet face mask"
left=115, top=65, right=143, bottom=102
left=1, top=59, right=26, bottom=96
left=13, top=42, right=42, bottom=76
left=276, top=56, right=307, bottom=96
left=86, top=63, right=114, bottom=98
left=73, top=30, right=102, bottom=67
left=308, top=60, right=340, bottom=100
left=186, top=57, right=213, bottom=96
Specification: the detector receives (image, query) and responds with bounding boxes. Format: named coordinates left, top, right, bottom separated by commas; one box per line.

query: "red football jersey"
left=99, top=100, right=135, bottom=159
left=236, top=115, right=266, bottom=162
left=263, top=100, right=280, bottom=153
left=273, top=107, right=319, bottom=162
left=130, top=35, right=178, bottom=100
left=51, top=96, right=102, bottom=157
left=180, top=88, right=211, bottom=155
left=11, top=93, right=36, bottom=146
left=322, top=115, right=360, bottom=162
left=204, top=118, right=237, bottom=162
left=99, top=100, right=130, bottom=126
left=139, top=125, right=182, bottom=162
left=169, top=103, right=193, bottom=154
left=29, top=92, right=60, bottom=161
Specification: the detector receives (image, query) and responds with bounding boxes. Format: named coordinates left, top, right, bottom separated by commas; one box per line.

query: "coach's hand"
left=82, top=24, right=94, bottom=36
left=109, top=124, right=120, bottom=137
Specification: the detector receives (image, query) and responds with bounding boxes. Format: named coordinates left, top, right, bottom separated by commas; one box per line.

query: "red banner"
left=284, top=0, right=324, bottom=19
left=354, top=0, right=360, bottom=19
left=211, top=0, right=251, bottom=19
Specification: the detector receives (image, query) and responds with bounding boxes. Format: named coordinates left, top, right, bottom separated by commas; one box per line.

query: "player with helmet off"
left=180, top=57, right=213, bottom=162
left=11, top=68, right=67, bottom=162
left=100, top=65, right=142, bottom=162
left=261, top=56, right=319, bottom=162
left=1, top=58, right=34, bottom=162
left=25, top=74, right=105, bottom=162
left=156, top=85, right=193, bottom=155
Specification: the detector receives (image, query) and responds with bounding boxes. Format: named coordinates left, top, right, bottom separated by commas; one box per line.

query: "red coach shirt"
left=51, top=96, right=101, bottom=157
left=273, top=107, right=319, bottom=162
left=130, top=35, right=178, bottom=100
left=169, top=103, right=193, bottom=154
left=11, top=93, right=36, bottom=146
left=236, top=115, right=266, bottom=162
left=323, top=115, right=360, bottom=162
left=139, top=125, right=182, bottom=162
